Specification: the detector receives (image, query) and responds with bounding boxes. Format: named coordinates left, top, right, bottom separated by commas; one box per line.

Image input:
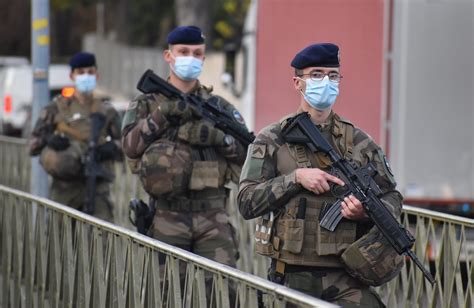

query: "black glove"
left=46, top=135, right=70, bottom=151
left=96, top=141, right=119, bottom=161
left=178, top=120, right=227, bottom=146
left=159, top=100, right=196, bottom=124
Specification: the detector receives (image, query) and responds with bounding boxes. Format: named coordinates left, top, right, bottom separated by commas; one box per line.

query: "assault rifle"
left=281, top=112, right=435, bottom=285
left=136, top=69, right=255, bottom=148
left=83, top=113, right=115, bottom=214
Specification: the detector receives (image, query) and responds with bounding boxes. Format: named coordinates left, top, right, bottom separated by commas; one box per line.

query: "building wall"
left=255, top=0, right=386, bottom=142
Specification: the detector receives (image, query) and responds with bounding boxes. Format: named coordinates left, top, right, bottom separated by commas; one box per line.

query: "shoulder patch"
left=375, top=148, right=397, bottom=186
left=232, top=109, right=245, bottom=125
left=240, top=143, right=266, bottom=181
left=250, top=143, right=266, bottom=159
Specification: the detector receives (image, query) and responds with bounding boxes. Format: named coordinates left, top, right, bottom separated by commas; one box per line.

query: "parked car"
left=0, top=64, right=73, bottom=136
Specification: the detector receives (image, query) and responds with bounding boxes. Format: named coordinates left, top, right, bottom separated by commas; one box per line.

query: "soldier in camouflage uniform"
left=29, top=52, right=122, bottom=222
left=121, top=26, right=247, bottom=283
left=238, top=43, right=403, bottom=307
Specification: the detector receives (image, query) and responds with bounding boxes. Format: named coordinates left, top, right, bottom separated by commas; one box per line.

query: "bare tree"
left=175, top=0, right=211, bottom=39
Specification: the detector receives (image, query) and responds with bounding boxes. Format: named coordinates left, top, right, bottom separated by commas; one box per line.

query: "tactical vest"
left=40, top=94, right=114, bottom=180
left=54, top=94, right=114, bottom=147
left=255, top=113, right=360, bottom=267
left=138, top=86, right=232, bottom=203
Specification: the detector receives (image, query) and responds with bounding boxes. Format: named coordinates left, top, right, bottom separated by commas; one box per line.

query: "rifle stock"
left=282, top=112, right=435, bottom=285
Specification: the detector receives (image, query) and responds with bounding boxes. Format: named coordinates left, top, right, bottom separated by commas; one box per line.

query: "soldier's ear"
left=293, top=77, right=304, bottom=92
left=163, top=50, right=172, bottom=64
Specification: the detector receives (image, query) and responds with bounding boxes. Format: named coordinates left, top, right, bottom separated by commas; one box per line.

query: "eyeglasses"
left=298, top=70, right=343, bottom=82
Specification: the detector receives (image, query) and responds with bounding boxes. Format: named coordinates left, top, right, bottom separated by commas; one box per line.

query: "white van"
left=0, top=64, right=73, bottom=135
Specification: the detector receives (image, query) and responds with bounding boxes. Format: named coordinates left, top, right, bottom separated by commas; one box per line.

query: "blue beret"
left=167, top=26, right=205, bottom=45
left=69, top=52, right=96, bottom=69
left=291, top=43, right=340, bottom=69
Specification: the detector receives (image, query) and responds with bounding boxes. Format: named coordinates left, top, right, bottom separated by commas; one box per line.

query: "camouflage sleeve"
left=28, top=102, right=58, bottom=156
left=353, top=128, right=403, bottom=218
left=120, top=94, right=169, bottom=159
left=101, top=101, right=124, bottom=159
left=237, top=124, right=302, bottom=220
left=215, top=96, right=249, bottom=164
left=98, top=99, right=122, bottom=141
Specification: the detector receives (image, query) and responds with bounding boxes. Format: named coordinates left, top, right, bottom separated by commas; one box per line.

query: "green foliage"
left=51, top=0, right=95, bottom=11
left=211, top=0, right=250, bottom=50
left=51, top=0, right=74, bottom=11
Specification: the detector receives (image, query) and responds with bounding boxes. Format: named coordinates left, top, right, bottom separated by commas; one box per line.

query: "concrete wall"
left=83, top=34, right=240, bottom=110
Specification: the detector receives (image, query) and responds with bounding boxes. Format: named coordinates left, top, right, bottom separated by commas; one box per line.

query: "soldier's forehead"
left=302, top=66, right=340, bottom=73
left=171, top=44, right=205, bottom=51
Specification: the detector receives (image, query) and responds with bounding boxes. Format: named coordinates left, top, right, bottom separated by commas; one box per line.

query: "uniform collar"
left=166, top=77, right=211, bottom=95
left=316, top=111, right=335, bottom=131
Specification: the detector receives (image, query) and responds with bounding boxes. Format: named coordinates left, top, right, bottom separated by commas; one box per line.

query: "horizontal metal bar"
left=0, top=184, right=337, bottom=308
left=403, top=205, right=474, bottom=226
left=0, top=136, right=28, bottom=145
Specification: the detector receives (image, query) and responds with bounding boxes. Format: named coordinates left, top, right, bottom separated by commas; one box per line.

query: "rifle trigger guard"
left=329, top=167, right=350, bottom=198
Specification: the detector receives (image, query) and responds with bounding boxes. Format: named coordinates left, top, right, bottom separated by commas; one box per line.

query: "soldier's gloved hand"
left=178, top=120, right=227, bottom=146
left=159, top=100, right=195, bottom=124
left=46, top=134, right=70, bottom=151
left=97, top=141, right=119, bottom=161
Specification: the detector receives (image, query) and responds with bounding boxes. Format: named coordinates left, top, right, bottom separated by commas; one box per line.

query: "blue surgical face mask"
left=300, top=76, right=339, bottom=110
left=170, top=54, right=203, bottom=81
left=75, top=74, right=96, bottom=93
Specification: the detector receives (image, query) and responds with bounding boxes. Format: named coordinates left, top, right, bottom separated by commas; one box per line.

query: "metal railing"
left=0, top=185, right=336, bottom=308
left=0, top=136, right=30, bottom=191
left=377, top=206, right=474, bottom=308
left=1, top=136, right=473, bottom=307
left=0, top=134, right=270, bottom=277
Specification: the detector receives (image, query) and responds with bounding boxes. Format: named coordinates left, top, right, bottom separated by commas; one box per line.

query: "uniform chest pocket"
left=317, top=220, right=356, bottom=256
left=277, top=219, right=305, bottom=254
left=275, top=198, right=306, bottom=254
left=189, top=161, right=220, bottom=190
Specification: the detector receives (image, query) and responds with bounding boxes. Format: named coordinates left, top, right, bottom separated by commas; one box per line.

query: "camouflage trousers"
left=50, top=178, right=114, bottom=222
left=270, top=265, right=385, bottom=308
left=148, top=207, right=238, bottom=302
left=148, top=207, right=238, bottom=266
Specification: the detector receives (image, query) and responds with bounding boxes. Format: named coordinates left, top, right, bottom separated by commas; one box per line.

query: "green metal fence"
left=0, top=185, right=336, bottom=308
left=0, top=136, right=30, bottom=191
left=378, top=206, right=474, bottom=307
left=1, top=136, right=473, bottom=307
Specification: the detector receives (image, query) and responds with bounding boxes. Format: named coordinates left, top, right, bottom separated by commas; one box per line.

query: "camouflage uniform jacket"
left=237, top=111, right=403, bottom=267
left=29, top=93, right=122, bottom=160
left=121, top=81, right=248, bottom=204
